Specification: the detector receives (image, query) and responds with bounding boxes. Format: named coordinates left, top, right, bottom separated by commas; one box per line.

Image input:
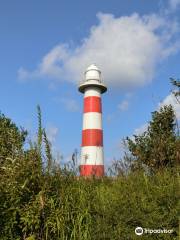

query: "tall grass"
left=0, top=162, right=179, bottom=239
left=0, top=107, right=179, bottom=239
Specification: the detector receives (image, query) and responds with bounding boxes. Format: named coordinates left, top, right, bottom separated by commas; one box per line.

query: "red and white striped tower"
left=78, top=64, right=107, bottom=177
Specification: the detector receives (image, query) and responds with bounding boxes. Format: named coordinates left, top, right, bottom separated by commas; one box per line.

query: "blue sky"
left=0, top=0, right=180, bottom=165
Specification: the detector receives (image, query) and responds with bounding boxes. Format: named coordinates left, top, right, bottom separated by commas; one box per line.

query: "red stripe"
left=80, top=165, right=104, bottom=176
left=84, top=96, right=102, bottom=113
left=82, top=129, right=103, bottom=146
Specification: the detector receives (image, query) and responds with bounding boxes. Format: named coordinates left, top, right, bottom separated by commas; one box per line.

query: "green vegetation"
left=127, top=105, right=178, bottom=171
left=0, top=81, right=179, bottom=239
left=0, top=112, right=27, bottom=165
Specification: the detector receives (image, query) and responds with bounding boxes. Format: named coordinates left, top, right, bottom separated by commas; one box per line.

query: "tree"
left=0, top=112, right=27, bottom=165
left=170, top=78, right=180, bottom=103
left=126, top=105, right=179, bottom=171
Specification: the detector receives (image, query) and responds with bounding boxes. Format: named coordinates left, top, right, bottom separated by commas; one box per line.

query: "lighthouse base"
left=80, top=165, right=104, bottom=177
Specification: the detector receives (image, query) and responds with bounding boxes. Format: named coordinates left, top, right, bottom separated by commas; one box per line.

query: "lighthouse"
left=78, top=64, right=107, bottom=177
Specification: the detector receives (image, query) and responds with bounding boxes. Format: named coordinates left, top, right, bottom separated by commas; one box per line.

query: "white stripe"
left=84, top=87, right=101, bottom=97
left=81, top=146, right=104, bottom=165
left=83, top=112, right=102, bottom=130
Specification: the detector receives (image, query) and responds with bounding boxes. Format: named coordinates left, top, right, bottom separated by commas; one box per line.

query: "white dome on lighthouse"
left=86, top=63, right=100, bottom=72
left=85, top=64, right=101, bottom=82
left=78, top=63, right=107, bottom=94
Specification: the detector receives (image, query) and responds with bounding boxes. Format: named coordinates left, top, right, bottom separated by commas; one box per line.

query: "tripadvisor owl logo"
left=135, top=227, right=143, bottom=235
left=135, top=227, right=173, bottom=235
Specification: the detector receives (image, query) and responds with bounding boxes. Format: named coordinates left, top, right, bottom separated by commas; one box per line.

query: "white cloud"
left=169, top=0, right=180, bottom=10
left=106, top=113, right=114, bottom=123
left=18, top=11, right=180, bottom=89
left=18, top=67, right=34, bottom=82
left=132, top=93, right=180, bottom=138
left=118, top=100, right=129, bottom=111
left=59, top=97, right=79, bottom=112
left=134, top=123, right=148, bottom=136
left=159, top=93, right=180, bottom=120
left=46, top=125, right=59, bottom=143
left=48, top=82, right=58, bottom=91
